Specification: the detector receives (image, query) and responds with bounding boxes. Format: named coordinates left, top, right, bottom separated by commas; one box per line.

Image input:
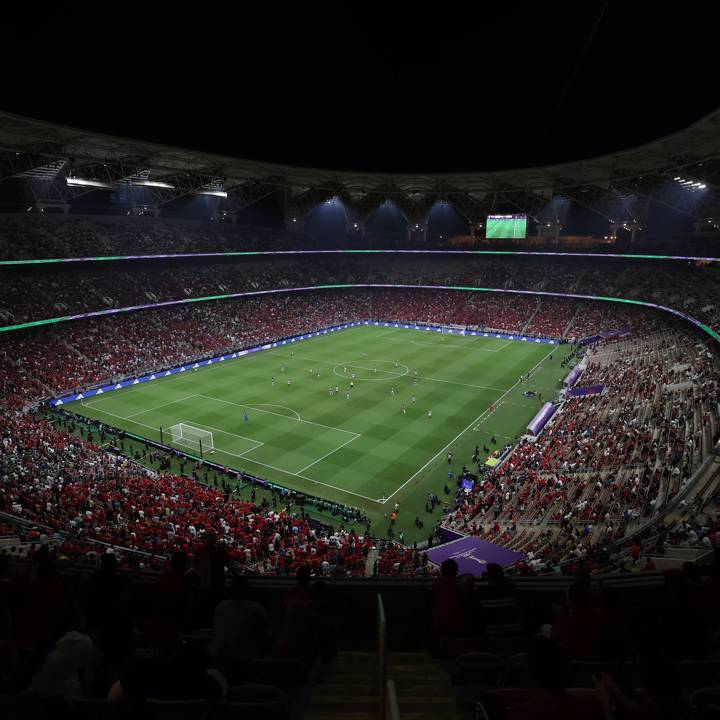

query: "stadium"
left=2, top=10, right=720, bottom=720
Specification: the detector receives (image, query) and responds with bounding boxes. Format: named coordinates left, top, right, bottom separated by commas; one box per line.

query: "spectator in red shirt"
left=431, top=559, right=473, bottom=649
left=551, top=583, right=606, bottom=660
left=154, top=551, right=198, bottom=631
left=284, top=565, right=313, bottom=609
left=642, top=557, right=657, bottom=572
left=195, top=532, right=229, bottom=607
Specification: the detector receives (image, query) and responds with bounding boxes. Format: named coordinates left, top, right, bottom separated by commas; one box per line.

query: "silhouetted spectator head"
left=201, top=531, right=217, bottom=548
left=312, top=580, right=330, bottom=602
left=528, top=637, right=568, bottom=692
left=664, top=568, right=692, bottom=605
left=170, top=551, right=189, bottom=574
left=296, top=565, right=312, bottom=587
left=441, top=559, right=459, bottom=577
left=483, top=563, right=505, bottom=584
left=36, top=558, right=57, bottom=580
left=682, top=561, right=703, bottom=584
left=101, top=552, right=118, bottom=573
left=568, top=583, right=589, bottom=611
left=572, top=568, right=591, bottom=589
left=228, top=574, right=250, bottom=599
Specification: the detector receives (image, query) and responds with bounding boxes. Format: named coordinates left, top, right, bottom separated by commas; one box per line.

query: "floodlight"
left=66, top=177, right=114, bottom=189
left=132, top=180, right=175, bottom=189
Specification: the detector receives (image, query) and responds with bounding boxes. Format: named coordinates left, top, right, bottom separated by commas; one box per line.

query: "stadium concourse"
left=1, top=219, right=720, bottom=719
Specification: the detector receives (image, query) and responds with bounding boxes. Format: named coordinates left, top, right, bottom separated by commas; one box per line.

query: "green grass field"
left=67, top=325, right=571, bottom=543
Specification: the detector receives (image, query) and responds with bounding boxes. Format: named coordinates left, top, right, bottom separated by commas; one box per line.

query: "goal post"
left=168, top=423, right=214, bottom=456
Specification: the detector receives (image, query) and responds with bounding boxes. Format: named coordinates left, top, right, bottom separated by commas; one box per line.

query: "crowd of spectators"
left=2, top=228, right=720, bottom=338
left=1, top=288, right=657, bottom=407
left=0, top=409, right=410, bottom=578
left=0, top=215, right=291, bottom=259
left=1, top=218, right=719, bottom=589
left=442, top=330, right=720, bottom=572
left=0, top=215, right=720, bottom=337
left=0, top=283, right=714, bottom=579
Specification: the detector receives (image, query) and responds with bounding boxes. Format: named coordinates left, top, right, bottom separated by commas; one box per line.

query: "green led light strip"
left=0, top=284, right=717, bottom=342
left=0, top=315, right=71, bottom=332
left=1, top=249, right=720, bottom=266
left=0, top=283, right=720, bottom=343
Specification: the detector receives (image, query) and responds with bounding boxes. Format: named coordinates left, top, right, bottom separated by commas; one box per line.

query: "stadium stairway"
left=305, top=651, right=378, bottom=720
left=520, top=299, right=540, bottom=334
left=63, top=339, right=87, bottom=359
left=563, top=306, right=582, bottom=337
left=304, top=650, right=463, bottom=720
left=365, top=546, right=379, bottom=576
left=387, top=651, right=465, bottom=720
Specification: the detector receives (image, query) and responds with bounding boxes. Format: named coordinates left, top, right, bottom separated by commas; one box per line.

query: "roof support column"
left=537, top=219, right=562, bottom=243
left=610, top=221, right=641, bottom=243
left=469, top=222, right=485, bottom=243
left=407, top=221, right=427, bottom=245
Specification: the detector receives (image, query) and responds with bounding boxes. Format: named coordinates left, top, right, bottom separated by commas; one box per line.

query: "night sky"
left=2, top=5, right=717, bottom=174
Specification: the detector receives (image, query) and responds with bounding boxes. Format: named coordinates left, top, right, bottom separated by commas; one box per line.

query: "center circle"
left=332, top=359, right=410, bottom=381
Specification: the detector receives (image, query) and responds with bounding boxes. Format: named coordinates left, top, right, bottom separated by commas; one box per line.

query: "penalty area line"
left=79, top=405, right=376, bottom=502
left=295, top=433, right=361, bottom=474
left=196, top=394, right=360, bottom=437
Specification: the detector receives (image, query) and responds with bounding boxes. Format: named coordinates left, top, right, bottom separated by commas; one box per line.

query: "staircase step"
left=330, top=652, right=375, bottom=666
left=303, top=706, right=378, bottom=720
left=308, top=695, right=378, bottom=703
left=394, top=682, right=451, bottom=694
left=319, top=671, right=376, bottom=681
left=396, top=696, right=457, bottom=705
left=398, top=714, right=466, bottom=720
left=386, top=651, right=458, bottom=717
left=312, top=684, right=379, bottom=695
left=388, top=663, right=439, bottom=672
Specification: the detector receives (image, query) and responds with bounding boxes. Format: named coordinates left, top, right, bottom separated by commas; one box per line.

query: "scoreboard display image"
left=485, top=214, right=528, bottom=239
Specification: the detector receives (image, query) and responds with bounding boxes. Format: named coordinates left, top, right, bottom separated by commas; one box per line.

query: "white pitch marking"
left=375, top=328, right=400, bottom=338
left=295, top=434, right=360, bottom=474
left=409, top=339, right=510, bottom=352
left=273, top=353, right=505, bottom=392
left=245, top=403, right=301, bottom=420
left=381, top=346, right=557, bottom=504
left=124, top=394, right=199, bottom=419
left=172, top=420, right=264, bottom=452
left=331, top=361, right=409, bottom=382
left=78, top=405, right=376, bottom=502
left=196, top=394, right=360, bottom=437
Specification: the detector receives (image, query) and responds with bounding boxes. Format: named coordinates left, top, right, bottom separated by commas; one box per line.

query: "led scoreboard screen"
left=485, top=213, right=528, bottom=239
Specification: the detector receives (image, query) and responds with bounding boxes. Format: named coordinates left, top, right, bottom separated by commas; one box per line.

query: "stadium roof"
left=1, top=108, right=720, bottom=222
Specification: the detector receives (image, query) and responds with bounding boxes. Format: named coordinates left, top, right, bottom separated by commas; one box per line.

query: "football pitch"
left=67, top=325, right=572, bottom=543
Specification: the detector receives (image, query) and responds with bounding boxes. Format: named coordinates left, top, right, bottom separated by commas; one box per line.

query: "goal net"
left=168, top=423, right=214, bottom=454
